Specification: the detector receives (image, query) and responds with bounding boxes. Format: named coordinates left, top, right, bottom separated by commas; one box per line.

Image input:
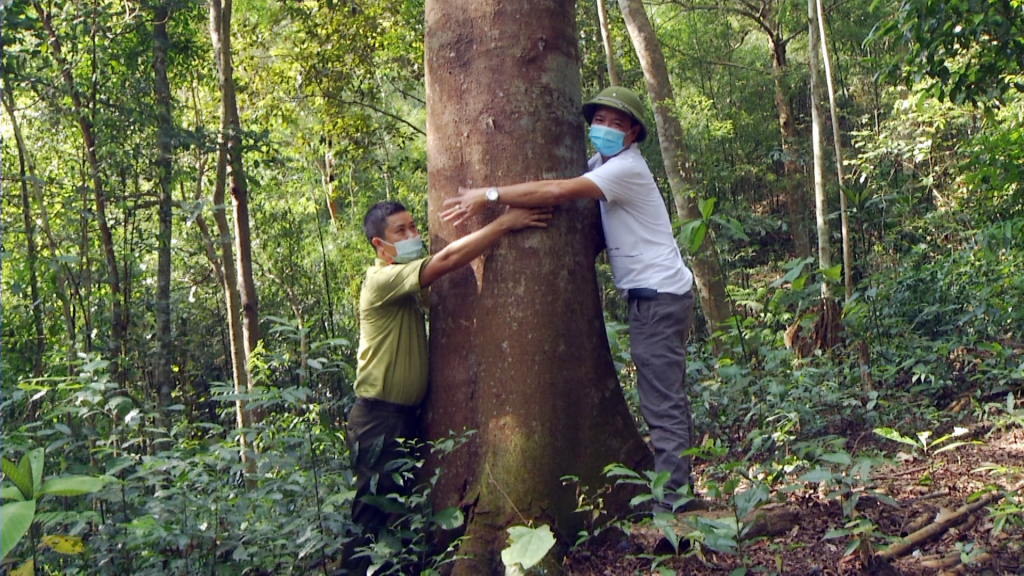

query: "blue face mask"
left=589, top=124, right=627, bottom=157
left=382, top=235, right=424, bottom=263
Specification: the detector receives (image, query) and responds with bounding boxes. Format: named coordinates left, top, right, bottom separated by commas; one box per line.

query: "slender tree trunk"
left=807, top=0, right=831, bottom=298
left=618, top=0, right=734, bottom=335
left=152, top=0, right=176, bottom=423
left=768, top=35, right=812, bottom=259
left=33, top=0, right=125, bottom=370
left=317, top=141, right=339, bottom=226
left=4, top=91, right=45, bottom=377
left=816, top=0, right=852, bottom=302
left=596, top=0, right=619, bottom=85
left=211, top=0, right=261, bottom=412
left=425, top=0, right=652, bottom=571
left=210, top=0, right=257, bottom=479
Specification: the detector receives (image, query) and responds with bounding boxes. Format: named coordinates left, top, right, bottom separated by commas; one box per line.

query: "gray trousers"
left=628, top=290, right=695, bottom=507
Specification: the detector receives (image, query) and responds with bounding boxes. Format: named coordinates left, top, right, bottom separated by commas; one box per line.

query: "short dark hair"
left=363, top=201, right=408, bottom=245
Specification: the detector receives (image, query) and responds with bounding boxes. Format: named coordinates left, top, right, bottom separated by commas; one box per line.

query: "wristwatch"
left=485, top=186, right=499, bottom=202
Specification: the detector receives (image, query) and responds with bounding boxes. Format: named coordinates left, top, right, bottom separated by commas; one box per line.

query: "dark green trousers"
left=345, top=397, right=421, bottom=538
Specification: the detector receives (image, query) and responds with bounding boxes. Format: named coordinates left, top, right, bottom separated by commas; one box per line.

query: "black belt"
left=627, top=288, right=659, bottom=300
left=354, top=397, right=419, bottom=415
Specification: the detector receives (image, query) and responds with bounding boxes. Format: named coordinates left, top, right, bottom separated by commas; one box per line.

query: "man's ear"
left=626, top=123, right=641, bottom=145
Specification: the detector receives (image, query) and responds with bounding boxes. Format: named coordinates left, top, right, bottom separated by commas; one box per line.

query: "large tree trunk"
left=617, top=0, right=733, bottom=335
left=210, top=0, right=257, bottom=478
left=768, top=35, right=812, bottom=259
left=4, top=91, right=45, bottom=377
left=33, top=0, right=126, bottom=372
left=425, top=0, right=652, bottom=572
left=152, top=0, right=175, bottom=422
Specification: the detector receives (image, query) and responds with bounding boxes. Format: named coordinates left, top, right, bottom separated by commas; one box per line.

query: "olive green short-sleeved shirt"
left=354, top=256, right=432, bottom=405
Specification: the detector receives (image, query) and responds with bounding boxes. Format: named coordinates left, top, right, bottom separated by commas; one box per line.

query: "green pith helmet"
left=582, top=86, right=648, bottom=143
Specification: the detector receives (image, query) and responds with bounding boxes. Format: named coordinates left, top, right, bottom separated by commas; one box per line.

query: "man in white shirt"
left=441, top=86, right=696, bottom=513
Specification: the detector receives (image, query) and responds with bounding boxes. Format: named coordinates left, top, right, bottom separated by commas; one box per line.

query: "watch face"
left=486, top=187, right=498, bottom=201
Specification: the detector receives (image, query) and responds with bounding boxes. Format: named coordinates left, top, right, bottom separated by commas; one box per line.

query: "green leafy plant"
left=800, top=450, right=896, bottom=560
left=351, top=431, right=472, bottom=574
left=1, top=447, right=110, bottom=559
left=501, top=524, right=556, bottom=573
left=873, top=425, right=978, bottom=457
left=987, top=392, right=1024, bottom=432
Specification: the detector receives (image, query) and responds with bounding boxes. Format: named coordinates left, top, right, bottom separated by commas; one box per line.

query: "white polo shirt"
left=582, top=144, right=693, bottom=296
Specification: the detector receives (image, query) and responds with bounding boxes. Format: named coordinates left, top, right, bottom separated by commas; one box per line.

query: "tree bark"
left=3, top=91, right=45, bottom=377
left=815, top=0, right=852, bottom=302
left=596, top=0, right=619, bottom=85
left=33, top=0, right=126, bottom=371
left=617, top=0, right=733, bottom=335
left=425, top=0, right=653, bottom=572
left=807, top=0, right=832, bottom=299
left=768, top=34, right=812, bottom=259
left=215, top=0, right=261, bottom=414
left=210, top=0, right=257, bottom=478
left=152, top=0, right=176, bottom=422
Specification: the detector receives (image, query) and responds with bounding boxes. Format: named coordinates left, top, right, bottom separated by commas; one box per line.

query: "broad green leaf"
left=432, top=507, right=464, bottom=530
left=358, top=494, right=407, bottom=514
left=729, top=568, right=748, bottom=576
left=733, top=482, right=769, bottom=519
left=819, top=451, right=852, bottom=466
left=1, top=486, right=25, bottom=502
left=841, top=537, right=862, bottom=558
left=714, top=215, right=749, bottom=241
left=873, top=427, right=919, bottom=447
left=38, top=475, right=109, bottom=497
left=629, top=493, right=654, bottom=508
left=821, top=264, right=843, bottom=283
left=1, top=458, right=32, bottom=500
left=771, top=258, right=811, bottom=288
left=824, top=528, right=850, bottom=539
left=698, top=197, right=716, bottom=220
left=28, top=448, right=44, bottom=495
left=842, top=493, right=861, bottom=517
left=689, top=222, right=708, bottom=255
left=1, top=499, right=36, bottom=559
left=649, top=470, right=670, bottom=502
left=867, top=491, right=899, bottom=507
left=797, top=467, right=834, bottom=484
left=40, top=534, right=84, bottom=555
left=17, top=457, right=31, bottom=498
left=501, top=525, right=556, bottom=570
left=652, top=512, right=680, bottom=553
left=10, top=559, right=33, bottom=576
left=933, top=440, right=977, bottom=454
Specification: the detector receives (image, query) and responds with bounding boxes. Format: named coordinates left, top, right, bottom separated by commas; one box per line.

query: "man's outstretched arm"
left=440, top=177, right=604, bottom=227
left=419, top=207, right=551, bottom=287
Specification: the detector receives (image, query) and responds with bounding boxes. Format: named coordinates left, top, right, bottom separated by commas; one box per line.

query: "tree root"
left=920, top=551, right=991, bottom=571
left=877, top=492, right=1001, bottom=561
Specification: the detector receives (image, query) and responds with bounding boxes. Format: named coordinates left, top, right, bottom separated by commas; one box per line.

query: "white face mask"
left=382, top=235, right=424, bottom=263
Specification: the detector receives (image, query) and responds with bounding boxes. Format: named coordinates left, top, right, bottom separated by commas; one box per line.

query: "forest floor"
left=563, top=419, right=1024, bottom=575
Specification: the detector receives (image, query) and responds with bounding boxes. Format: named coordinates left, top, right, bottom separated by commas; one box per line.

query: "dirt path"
left=564, top=427, right=1024, bottom=574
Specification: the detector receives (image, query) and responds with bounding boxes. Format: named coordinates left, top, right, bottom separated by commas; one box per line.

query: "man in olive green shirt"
left=346, top=200, right=549, bottom=558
